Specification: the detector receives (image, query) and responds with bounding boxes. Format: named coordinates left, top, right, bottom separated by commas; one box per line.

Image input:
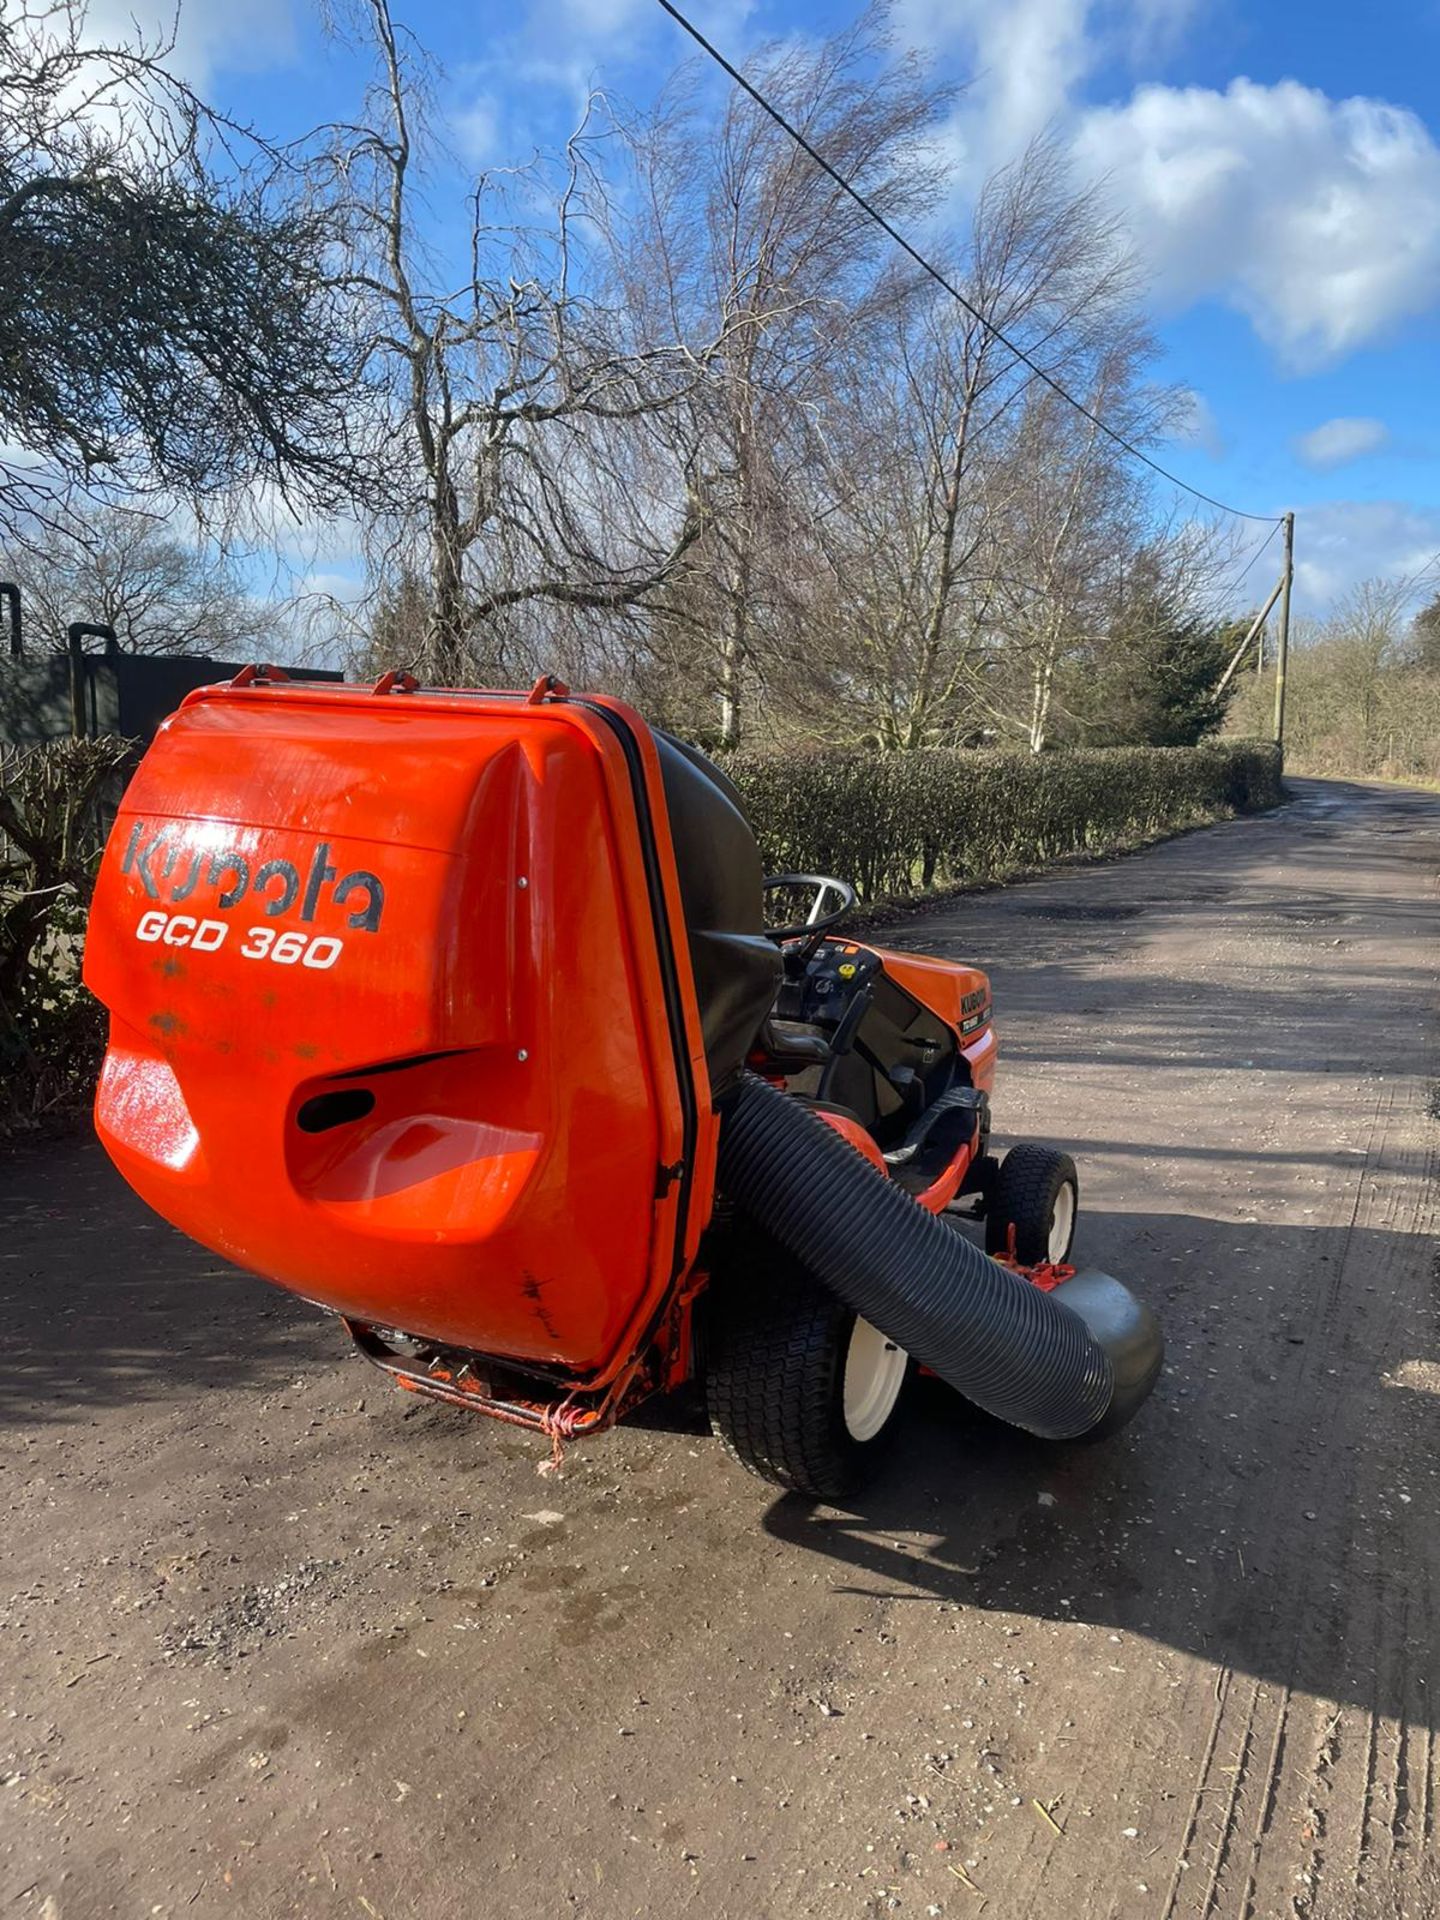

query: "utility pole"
left=1273, top=511, right=1294, bottom=749
left=1216, top=575, right=1285, bottom=699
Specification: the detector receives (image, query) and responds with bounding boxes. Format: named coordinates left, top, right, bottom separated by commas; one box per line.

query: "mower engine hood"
left=84, top=674, right=780, bottom=1387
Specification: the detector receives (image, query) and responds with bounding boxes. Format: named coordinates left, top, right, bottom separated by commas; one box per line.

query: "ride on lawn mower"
left=84, top=670, right=1163, bottom=1497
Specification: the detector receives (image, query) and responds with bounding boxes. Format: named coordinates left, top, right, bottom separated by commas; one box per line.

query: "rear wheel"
left=705, top=1237, right=911, bottom=1497
left=984, top=1143, right=1078, bottom=1265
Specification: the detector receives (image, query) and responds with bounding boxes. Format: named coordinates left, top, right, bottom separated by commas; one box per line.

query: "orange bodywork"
left=870, top=945, right=997, bottom=1101
left=813, top=1108, right=891, bottom=1175
left=85, top=672, right=1004, bottom=1435
left=84, top=676, right=716, bottom=1391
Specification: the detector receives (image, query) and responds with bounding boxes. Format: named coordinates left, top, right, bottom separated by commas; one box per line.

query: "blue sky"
left=108, top=0, right=1440, bottom=615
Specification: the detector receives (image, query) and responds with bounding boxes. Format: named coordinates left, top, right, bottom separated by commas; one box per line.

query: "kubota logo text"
left=120, top=821, right=385, bottom=932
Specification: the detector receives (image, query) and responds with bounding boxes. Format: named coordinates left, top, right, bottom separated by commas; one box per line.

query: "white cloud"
left=1074, top=80, right=1440, bottom=367
left=902, top=0, right=1095, bottom=178
left=895, top=0, right=1440, bottom=367
left=1293, top=417, right=1391, bottom=470
left=84, top=0, right=296, bottom=87
left=457, top=0, right=754, bottom=132
left=899, top=0, right=1207, bottom=185
left=23, top=0, right=299, bottom=168
left=1289, top=500, right=1440, bottom=612
left=1171, top=389, right=1224, bottom=458
left=0, top=439, right=51, bottom=475
left=454, top=92, right=502, bottom=165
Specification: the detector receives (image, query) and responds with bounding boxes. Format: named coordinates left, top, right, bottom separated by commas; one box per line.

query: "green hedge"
left=2, top=735, right=137, bottom=1133
left=726, top=739, right=1282, bottom=903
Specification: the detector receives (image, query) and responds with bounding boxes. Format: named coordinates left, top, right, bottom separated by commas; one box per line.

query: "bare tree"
left=1409, top=588, right=1440, bottom=672
left=1307, top=577, right=1414, bottom=768
left=622, top=10, right=951, bottom=744
left=0, top=0, right=367, bottom=546
left=328, top=0, right=710, bottom=686
left=1227, top=577, right=1440, bottom=781
left=812, top=141, right=1144, bottom=749
left=968, top=307, right=1197, bottom=753
left=1, top=506, right=270, bottom=655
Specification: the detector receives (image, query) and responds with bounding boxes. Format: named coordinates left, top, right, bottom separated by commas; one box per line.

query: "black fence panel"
left=0, top=651, right=343, bottom=748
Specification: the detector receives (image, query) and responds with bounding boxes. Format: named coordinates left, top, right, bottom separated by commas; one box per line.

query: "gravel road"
left=3, top=774, right=1437, bottom=1920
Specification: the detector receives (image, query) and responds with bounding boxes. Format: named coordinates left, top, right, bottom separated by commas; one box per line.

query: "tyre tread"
left=984, top=1142, right=1079, bottom=1264
left=706, top=1258, right=859, bottom=1497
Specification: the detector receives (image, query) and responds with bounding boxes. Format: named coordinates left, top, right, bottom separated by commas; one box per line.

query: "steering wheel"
left=762, top=874, right=857, bottom=957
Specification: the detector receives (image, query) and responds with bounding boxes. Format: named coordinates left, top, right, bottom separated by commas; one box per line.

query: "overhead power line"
left=1225, top=519, right=1283, bottom=597
left=654, top=0, right=1285, bottom=528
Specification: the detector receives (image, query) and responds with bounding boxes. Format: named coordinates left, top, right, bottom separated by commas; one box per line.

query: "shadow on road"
left=0, top=1137, right=331, bottom=1428
left=6, top=1134, right=1433, bottom=1743
left=762, top=1206, right=1436, bottom=1728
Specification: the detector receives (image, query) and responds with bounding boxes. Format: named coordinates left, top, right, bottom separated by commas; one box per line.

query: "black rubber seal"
left=575, top=698, right=701, bottom=1286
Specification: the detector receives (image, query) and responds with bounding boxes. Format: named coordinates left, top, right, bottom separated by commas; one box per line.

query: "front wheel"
left=705, top=1241, right=911, bottom=1498
left=984, top=1143, right=1078, bottom=1265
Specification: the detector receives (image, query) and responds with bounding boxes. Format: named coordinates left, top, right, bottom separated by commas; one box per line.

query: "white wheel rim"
left=1048, top=1181, right=1077, bottom=1262
left=842, top=1317, right=908, bottom=1442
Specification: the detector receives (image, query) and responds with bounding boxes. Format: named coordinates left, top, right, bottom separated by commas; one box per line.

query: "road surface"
left=2, top=775, right=1437, bottom=1920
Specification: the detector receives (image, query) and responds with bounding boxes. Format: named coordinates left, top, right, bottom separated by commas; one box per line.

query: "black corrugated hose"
left=717, top=1073, right=1160, bottom=1440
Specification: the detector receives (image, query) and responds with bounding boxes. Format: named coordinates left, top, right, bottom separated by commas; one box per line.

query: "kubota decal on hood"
left=119, top=820, right=386, bottom=932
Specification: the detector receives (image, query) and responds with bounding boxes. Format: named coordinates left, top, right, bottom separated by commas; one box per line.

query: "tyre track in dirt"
left=1198, top=1088, right=1437, bottom=1920
left=1158, top=1076, right=1416, bottom=1920
left=857, top=776, right=1440, bottom=1920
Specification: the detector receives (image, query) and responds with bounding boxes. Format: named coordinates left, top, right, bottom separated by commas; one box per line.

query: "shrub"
left=1, top=736, right=137, bottom=1132
left=0, top=731, right=1282, bottom=1134
left=726, top=739, right=1282, bottom=903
